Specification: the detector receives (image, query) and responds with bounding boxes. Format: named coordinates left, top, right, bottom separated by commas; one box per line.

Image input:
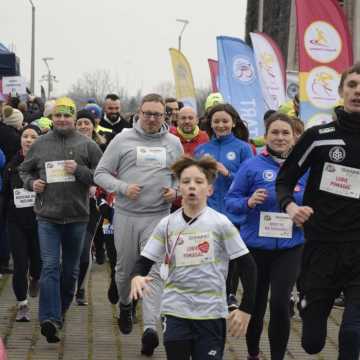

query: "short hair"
left=141, top=93, right=165, bottom=107
left=105, top=94, right=120, bottom=102
left=339, top=62, right=360, bottom=91
left=265, top=112, right=294, bottom=135
left=172, top=156, right=218, bottom=184
left=205, top=103, right=249, bottom=142
left=263, top=109, right=276, bottom=124
left=291, top=116, right=304, bottom=136
left=165, top=97, right=177, bottom=104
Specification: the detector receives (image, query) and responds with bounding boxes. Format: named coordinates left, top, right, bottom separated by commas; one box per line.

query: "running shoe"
left=117, top=303, right=133, bottom=334
left=76, top=289, right=88, bottom=306
left=16, top=304, right=30, bottom=322
left=334, top=294, right=345, bottom=308
left=40, top=320, right=60, bottom=343
left=29, top=278, right=39, bottom=298
left=107, top=278, right=119, bottom=304
left=141, top=328, right=159, bottom=356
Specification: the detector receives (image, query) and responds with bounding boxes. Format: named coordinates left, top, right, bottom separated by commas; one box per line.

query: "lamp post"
left=42, top=57, right=54, bottom=99
left=28, top=0, right=35, bottom=94
left=176, top=18, right=189, bottom=52
left=258, top=0, right=264, bottom=32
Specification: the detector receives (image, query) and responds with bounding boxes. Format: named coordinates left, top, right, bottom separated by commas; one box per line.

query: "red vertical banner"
left=296, top=0, right=353, bottom=128
left=208, top=59, right=219, bottom=92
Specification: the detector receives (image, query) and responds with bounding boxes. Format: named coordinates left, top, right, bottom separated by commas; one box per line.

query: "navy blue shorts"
left=162, top=315, right=226, bottom=360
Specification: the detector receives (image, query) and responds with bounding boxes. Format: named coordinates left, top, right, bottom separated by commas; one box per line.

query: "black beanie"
left=76, top=109, right=96, bottom=127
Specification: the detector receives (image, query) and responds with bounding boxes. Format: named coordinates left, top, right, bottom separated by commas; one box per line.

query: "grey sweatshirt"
left=19, top=129, right=103, bottom=224
left=94, top=120, right=183, bottom=216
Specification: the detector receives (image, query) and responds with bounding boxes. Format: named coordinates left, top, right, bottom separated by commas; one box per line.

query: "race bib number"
left=136, top=147, right=166, bottom=168
left=45, top=161, right=75, bottom=183
left=13, top=188, right=36, bottom=208
left=102, top=221, right=114, bottom=235
left=174, top=232, right=214, bottom=267
left=259, top=212, right=293, bottom=239
left=320, top=162, right=360, bottom=199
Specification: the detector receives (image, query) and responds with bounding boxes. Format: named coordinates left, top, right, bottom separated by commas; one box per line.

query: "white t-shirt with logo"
left=142, top=206, right=249, bottom=319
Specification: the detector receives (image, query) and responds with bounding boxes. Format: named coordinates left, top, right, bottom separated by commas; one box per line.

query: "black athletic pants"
left=246, top=245, right=302, bottom=360
left=7, top=220, right=41, bottom=301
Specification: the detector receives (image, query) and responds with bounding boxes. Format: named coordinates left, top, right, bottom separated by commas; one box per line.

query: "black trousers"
left=246, top=245, right=302, bottom=360
left=7, top=220, right=41, bottom=301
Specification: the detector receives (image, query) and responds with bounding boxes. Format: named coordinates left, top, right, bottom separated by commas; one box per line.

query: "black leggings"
left=246, top=245, right=302, bottom=360
left=8, top=220, right=41, bottom=301
left=301, top=298, right=360, bottom=359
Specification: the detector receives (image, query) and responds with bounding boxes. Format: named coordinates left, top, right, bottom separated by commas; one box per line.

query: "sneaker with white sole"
left=16, top=304, right=30, bottom=322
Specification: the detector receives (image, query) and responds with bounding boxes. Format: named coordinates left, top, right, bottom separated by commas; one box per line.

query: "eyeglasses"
left=141, top=111, right=164, bottom=119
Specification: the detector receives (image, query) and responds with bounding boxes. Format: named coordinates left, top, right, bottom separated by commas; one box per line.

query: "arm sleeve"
left=130, top=256, right=155, bottom=278
left=276, top=128, right=316, bottom=211
left=94, top=135, right=129, bottom=194
left=225, top=161, right=253, bottom=216
left=18, top=146, right=39, bottom=191
left=232, top=253, right=257, bottom=314
left=74, top=142, right=103, bottom=186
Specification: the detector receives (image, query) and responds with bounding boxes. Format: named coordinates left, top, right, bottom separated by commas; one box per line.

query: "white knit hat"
left=2, top=106, right=23, bottom=130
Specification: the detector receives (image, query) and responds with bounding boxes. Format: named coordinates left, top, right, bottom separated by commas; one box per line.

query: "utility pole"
left=41, top=57, right=55, bottom=99
left=176, top=19, right=189, bottom=52
left=28, top=0, right=35, bottom=94
left=258, top=0, right=264, bottom=32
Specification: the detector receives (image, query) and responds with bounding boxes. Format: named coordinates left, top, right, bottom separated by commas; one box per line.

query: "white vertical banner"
left=250, top=32, right=286, bottom=110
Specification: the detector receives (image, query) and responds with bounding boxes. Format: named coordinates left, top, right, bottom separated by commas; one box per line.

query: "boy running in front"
left=131, top=156, right=257, bottom=360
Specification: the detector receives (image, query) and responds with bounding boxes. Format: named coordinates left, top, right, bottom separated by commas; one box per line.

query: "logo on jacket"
left=329, top=146, right=345, bottom=163
left=262, top=169, right=275, bottom=181
left=226, top=151, right=236, bottom=160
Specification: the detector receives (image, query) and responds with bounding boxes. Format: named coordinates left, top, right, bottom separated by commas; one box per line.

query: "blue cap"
left=84, top=103, right=102, bottom=119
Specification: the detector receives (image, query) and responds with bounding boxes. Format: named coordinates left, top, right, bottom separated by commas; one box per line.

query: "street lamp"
left=28, top=0, right=35, bottom=94
left=176, top=18, right=189, bottom=52
left=42, top=57, right=55, bottom=98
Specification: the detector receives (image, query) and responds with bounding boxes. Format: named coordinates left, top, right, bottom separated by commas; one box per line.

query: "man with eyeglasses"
left=19, top=97, right=103, bottom=343
left=95, top=93, right=183, bottom=356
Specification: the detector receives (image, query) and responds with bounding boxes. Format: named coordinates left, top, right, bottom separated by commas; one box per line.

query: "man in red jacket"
left=170, top=107, right=209, bottom=156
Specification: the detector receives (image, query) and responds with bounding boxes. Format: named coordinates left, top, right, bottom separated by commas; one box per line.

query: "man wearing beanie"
left=19, top=97, right=103, bottom=343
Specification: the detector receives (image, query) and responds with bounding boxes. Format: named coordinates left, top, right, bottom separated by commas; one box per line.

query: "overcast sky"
left=0, top=0, right=247, bottom=97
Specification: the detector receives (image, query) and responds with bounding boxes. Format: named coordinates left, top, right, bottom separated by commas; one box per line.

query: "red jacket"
left=170, top=127, right=209, bottom=156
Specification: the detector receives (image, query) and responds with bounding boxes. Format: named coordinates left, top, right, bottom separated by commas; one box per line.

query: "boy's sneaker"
left=141, top=328, right=159, bottom=356
left=107, top=278, right=119, bottom=304
left=29, top=278, right=39, bottom=298
left=76, top=289, right=88, bottom=306
left=16, top=304, right=30, bottom=322
left=227, top=293, right=239, bottom=312
left=117, top=303, right=133, bottom=334
left=40, top=320, right=60, bottom=343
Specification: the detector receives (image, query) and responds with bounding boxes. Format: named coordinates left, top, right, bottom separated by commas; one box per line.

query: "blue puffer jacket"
left=225, top=152, right=307, bottom=250
left=194, top=133, right=253, bottom=226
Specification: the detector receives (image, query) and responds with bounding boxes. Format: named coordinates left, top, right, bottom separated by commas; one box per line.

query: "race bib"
left=136, top=147, right=166, bottom=168
left=13, top=188, right=36, bottom=208
left=174, top=232, right=214, bottom=267
left=259, top=212, right=293, bottom=238
left=320, top=162, right=360, bottom=199
left=102, top=221, right=114, bottom=235
left=45, top=161, right=75, bottom=183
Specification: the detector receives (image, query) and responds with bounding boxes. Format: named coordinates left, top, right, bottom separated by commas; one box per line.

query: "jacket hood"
left=133, top=118, right=169, bottom=138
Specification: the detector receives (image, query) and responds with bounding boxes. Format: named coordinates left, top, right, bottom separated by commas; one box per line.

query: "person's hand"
left=125, top=184, right=142, bottom=200
left=130, top=275, right=153, bottom=300
left=64, top=160, right=78, bottom=174
left=216, top=162, right=230, bottom=177
left=89, top=186, right=97, bottom=198
left=163, top=187, right=176, bottom=202
left=227, top=309, right=251, bottom=337
left=33, top=179, right=46, bottom=193
left=248, top=188, right=268, bottom=208
left=286, top=202, right=314, bottom=226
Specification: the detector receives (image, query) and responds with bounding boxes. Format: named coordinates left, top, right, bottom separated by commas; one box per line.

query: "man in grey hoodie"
left=19, top=97, right=103, bottom=343
left=94, top=93, right=183, bottom=356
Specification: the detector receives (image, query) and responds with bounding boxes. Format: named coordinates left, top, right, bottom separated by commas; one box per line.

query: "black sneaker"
left=117, top=303, right=133, bottom=334
left=41, top=320, right=60, bottom=343
left=334, top=294, right=345, bottom=308
left=107, top=278, right=119, bottom=304
left=76, top=289, right=88, bottom=306
left=141, top=328, right=159, bottom=356
left=227, top=293, right=239, bottom=312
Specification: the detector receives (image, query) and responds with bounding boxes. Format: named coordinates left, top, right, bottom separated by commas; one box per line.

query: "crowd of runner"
left=0, top=62, right=360, bottom=360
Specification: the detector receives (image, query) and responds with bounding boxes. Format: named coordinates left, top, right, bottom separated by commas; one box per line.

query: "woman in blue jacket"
left=225, top=113, right=306, bottom=360
left=194, top=103, right=253, bottom=308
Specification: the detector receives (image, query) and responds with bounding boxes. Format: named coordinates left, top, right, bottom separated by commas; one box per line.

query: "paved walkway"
left=0, top=263, right=343, bottom=359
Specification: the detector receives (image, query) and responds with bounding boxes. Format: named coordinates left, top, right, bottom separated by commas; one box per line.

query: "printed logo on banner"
left=304, top=21, right=342, bottom=63
left=176, top=64, right=188, bottom=81
left=329, top=146, right=346, bottom=162
left=306, top=66, right=340, bottom=109
left=262, top=169, right=275, bottom=181
left=226, top=151, right=236, bottom=160
left=232, top=56, right=255, bottom=84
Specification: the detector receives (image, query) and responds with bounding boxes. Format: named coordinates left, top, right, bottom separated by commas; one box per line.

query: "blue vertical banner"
left=217, top=36, right=266, bottom=138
